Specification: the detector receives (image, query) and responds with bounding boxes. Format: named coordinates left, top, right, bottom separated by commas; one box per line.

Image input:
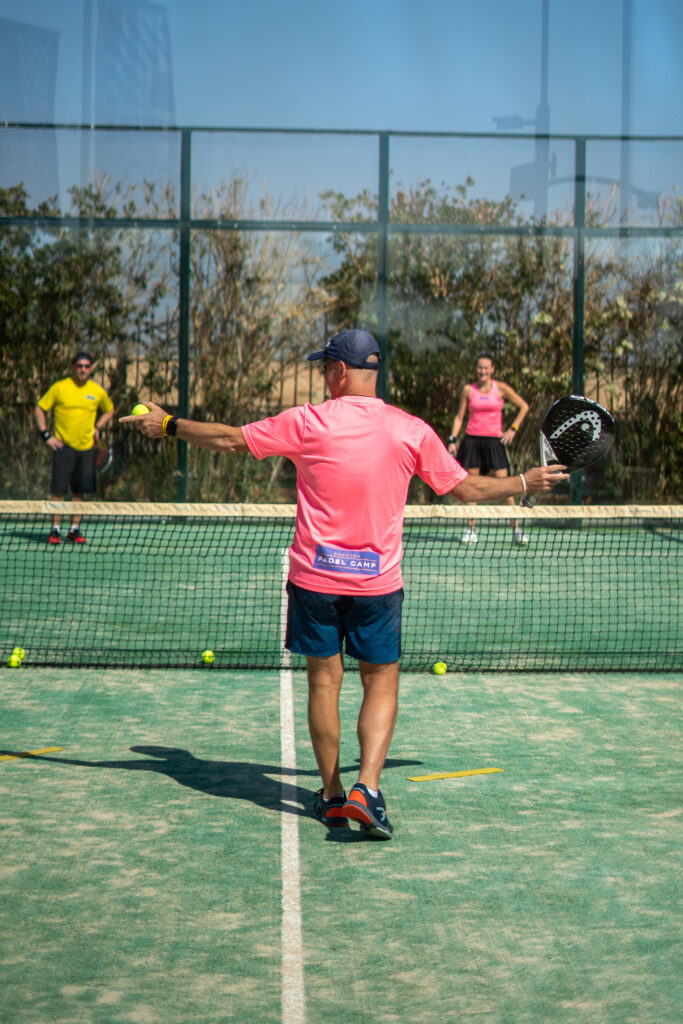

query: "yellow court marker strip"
left=0, top=746, right=64, bottom=762
left=408, top=768, right=504, bottom=782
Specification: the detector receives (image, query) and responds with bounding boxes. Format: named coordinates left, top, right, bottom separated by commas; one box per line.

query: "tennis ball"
left=433, top=661, right=447, bottom=675
left=12, top=647, right=25, bottom=660
left=131, top=403, right=150, bottom=416
left=202, top=649, right=215, bottom=664
left=8, top=654, right=21, bottom=668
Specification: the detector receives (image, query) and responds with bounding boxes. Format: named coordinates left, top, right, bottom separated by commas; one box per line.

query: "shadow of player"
left=2, top=745, right=422, bottom=822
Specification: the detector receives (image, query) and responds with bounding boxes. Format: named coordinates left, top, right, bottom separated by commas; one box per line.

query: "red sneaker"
left=343, top=783, right=393, bottom=839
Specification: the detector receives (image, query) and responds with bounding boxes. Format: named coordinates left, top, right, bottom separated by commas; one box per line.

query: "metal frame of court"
left=2, top=123, right=682, bottom=502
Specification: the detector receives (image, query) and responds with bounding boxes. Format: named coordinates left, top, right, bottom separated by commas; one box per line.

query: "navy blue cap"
left=306, top=329, right=380, bottom=369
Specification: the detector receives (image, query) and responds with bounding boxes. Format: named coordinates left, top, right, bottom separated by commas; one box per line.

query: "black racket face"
left=95, top=440, right=113, bottom=472
left=540, top=395, right=615, bottom=471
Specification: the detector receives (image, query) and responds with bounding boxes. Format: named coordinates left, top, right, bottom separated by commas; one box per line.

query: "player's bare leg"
left=356, top=660, right=399, bottom=792
left=69, top=491, right=84, bottom=530
left=49, top=493, right=65, bottom=531
left=306, top=653, right=344, bottom=799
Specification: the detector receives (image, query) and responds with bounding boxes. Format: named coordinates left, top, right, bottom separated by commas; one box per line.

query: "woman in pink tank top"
left=447, top=354, right=529, bottom=544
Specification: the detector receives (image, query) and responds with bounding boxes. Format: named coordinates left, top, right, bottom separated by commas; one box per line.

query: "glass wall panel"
left=0, top=127, right=181, bottom=217
left=586, top=139, right=683, bottom=227
left=582, top=235, right=682, bottom=499
left=0, top=127, right=61, bottom=210
left=184, top=228, right=377, bottom=501
left=389, top=136, right=577, bottom=225
left=187, top=227, right=374, bottom=411
left=0, top=222, right=178, bottom=498
left=386, top=230, right=579, bottom=498
left=190, top=131, right=379, bottom=221
left=88, top=130, right=181, bottom=218
left=1, top=124, right=680, bottom=500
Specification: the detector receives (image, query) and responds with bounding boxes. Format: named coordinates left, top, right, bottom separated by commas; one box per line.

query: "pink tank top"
left=466, top=380, right=503, bottom=436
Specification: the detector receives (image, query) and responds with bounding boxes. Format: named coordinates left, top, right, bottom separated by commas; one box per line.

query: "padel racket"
left=95, top=438, right=113, bottom=474
left=521, top=395, right=615, bottom=507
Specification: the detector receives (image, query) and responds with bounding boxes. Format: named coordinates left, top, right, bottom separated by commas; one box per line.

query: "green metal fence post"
left=176, top=128, right=191, bottom=501
left=377, top=132, right=390, bottom=400
left=571, top=137, right=587, bottom=505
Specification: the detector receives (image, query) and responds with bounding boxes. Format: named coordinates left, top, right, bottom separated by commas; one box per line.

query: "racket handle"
left=520, top=493, right=537, bottom=508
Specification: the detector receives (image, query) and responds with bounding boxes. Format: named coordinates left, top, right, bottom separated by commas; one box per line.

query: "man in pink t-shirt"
left=121, top=330, right=566, bottom=840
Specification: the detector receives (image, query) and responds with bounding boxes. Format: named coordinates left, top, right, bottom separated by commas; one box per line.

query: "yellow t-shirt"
left=38, top=377, right=114, bottom=451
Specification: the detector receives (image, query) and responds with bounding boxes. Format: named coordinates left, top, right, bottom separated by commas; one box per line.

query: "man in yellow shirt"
left=35, top=352, right=114, bottom=544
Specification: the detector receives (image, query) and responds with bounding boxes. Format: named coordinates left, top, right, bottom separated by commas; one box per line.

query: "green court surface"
left=1, top=666, right=681, bottom=1024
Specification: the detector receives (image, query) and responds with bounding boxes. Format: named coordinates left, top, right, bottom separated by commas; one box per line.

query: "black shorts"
left=50, top=444, right=97, bottom=496
left=286, top=580, right=403, bottom=663
left=457, top=434, right=510, bottom=474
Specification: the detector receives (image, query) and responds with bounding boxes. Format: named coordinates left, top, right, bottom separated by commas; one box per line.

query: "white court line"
left=280, top=552, right=306, bottom=1024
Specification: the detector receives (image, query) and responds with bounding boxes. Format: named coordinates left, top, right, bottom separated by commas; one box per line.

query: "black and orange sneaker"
left=48, top=527, right=61, bottom=544
left=67, top=528, right=86, bottom=544
left=313, top=789, right=348, bottom=828
left=342, top=782, right=393, bottom=839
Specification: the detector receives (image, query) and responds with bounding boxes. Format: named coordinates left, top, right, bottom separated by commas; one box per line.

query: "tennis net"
left=1, top=501, right=681, bottom=672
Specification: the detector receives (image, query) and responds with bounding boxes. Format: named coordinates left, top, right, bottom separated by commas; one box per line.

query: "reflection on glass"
left=191, top=132, right=378, bottom=221
left=389, top=136, right=576, bottom=225
left=587, top=140, right=683, bottom=227
left=0, top=127, right=181, bottom=218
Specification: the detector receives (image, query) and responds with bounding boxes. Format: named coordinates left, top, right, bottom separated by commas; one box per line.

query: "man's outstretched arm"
left=452, top=465, right=568, bottom=503
left=119, top=401, right=249, bottom=453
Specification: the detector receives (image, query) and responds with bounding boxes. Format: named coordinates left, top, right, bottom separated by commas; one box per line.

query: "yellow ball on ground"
left=433, top=661, right=447, bottom=675
left=12, top=647, right=25, bottom=660
left=8, top=654, right=21, bottom=668
left=202, top=650, right=215, bottom=664
left=131, top=403, right=150, bottom=416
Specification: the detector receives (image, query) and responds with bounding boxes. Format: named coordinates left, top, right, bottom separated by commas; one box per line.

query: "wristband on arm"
left=162, top=415, right=178, bottom=437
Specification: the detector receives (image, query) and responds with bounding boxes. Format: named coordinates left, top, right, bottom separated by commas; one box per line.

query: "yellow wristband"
left=511, top=424, right=518, bottom=432
left=161, top=415, right=172, bottom=437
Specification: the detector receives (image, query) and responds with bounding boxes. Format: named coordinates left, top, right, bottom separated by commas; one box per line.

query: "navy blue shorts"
left=457, top=434, right=510, bottom=474
left=50, top=444, right=97, bottom=496
left=286, top=581, right=403, bottom=664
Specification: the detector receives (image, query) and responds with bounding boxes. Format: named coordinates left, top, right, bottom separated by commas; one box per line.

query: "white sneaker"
left=461, top=529, right=478, bottom=544
left=513, top=527, right=529, bottom=545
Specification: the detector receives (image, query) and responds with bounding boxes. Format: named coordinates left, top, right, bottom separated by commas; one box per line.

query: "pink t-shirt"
left=242, top=396, right=467, bottom=595
left=466, top=380, right=504, bottom=436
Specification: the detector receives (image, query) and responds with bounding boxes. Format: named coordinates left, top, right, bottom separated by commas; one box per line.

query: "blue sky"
left=2, top=0, right=682, bottom=135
